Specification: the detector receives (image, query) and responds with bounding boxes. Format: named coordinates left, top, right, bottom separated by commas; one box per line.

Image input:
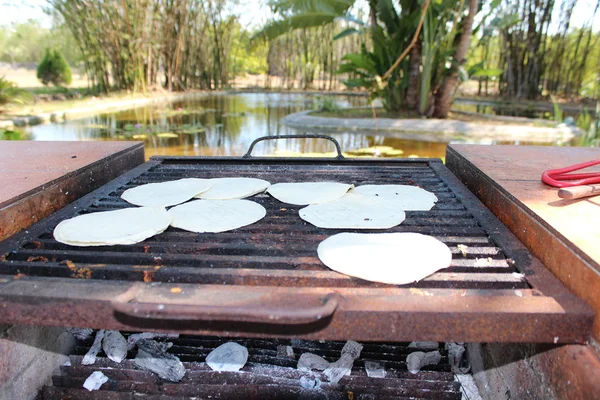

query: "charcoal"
left=322, top=340, right=364, bottom=384
left=102, top=330, right=127, bottom=363
left=297, top=353, right=330, bottom=371
left=135, top=339, right=185, bottom=382
left=83, top=371, right=108, bottom=391
left=323, top=354, right=354, bottom=384
left=206, top=342, right=248, bottom=372
left=127, top=332, right=179, bottom=350
left=408, top=341, right=439, bottom=350
left=364, top=360, right=386, bottom=378
left=299, top=376, right=322, bottom=390
left=277, top=345, right=295, bottom=359
left=68, top=328, right=94, bottom=341
left=446, top=342, right=469, bottom=373
left=406, top=350, right=442, bottom=374
left=82, top=330, right=105, bottom=365
left=341, top=340, right=363, bottom=359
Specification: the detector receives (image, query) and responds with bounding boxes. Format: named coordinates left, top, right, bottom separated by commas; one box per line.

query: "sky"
left=0, top=0, right=599, bottom=33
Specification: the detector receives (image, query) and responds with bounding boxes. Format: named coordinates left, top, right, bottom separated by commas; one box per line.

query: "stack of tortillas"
left=54, top=177, right=271, bottom=246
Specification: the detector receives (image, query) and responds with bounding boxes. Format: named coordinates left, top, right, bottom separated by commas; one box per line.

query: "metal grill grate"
left=43, top=334, right=463, bottom=400
left=0, top=157, right=593, bottom=343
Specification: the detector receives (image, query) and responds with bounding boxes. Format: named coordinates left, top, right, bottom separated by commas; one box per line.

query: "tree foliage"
left=37, top=48, right=72, bottom=86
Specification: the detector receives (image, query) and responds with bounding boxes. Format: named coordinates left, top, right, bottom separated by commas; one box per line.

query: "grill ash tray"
left=0, top=157, right=592, bottom=343
left=44, top=334, right=464, bottom=400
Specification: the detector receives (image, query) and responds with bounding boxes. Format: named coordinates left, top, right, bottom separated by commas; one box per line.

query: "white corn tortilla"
left=54, top=207, right=171, bottom=246
left=195, top=177, right=270, bottom=200
left=121, top=178, right=211, bottom=208
left=267, top=182, right=353, bottom=205
left=299, top=192, right=406, bottom=229
left=317, top=232, right=452, bottom=285
left=168, top=199, right=266, bottom=233
left=353, top=185, right=438, bottom=211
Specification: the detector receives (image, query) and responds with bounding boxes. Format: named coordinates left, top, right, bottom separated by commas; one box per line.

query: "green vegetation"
left=0, top=77, right=30, bottom=107
left=37, top=48, right=73, bottom=86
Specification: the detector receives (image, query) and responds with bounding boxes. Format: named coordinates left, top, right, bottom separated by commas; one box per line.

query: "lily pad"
left=132, top=134, right=147, bottom=140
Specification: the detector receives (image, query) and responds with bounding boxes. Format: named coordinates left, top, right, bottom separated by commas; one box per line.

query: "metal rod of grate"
left=1, top=161, right=522, bottom=290
left=43, top=334, right=464, bottom=400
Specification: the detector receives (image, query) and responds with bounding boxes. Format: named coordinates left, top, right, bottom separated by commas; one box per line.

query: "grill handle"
left=242, top=134, right=345, bottom=159
left=112, top=291, right=342, bottom=325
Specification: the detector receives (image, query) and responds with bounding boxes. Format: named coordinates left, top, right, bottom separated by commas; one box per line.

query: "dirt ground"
left=0, top=66, right=88, bottom=88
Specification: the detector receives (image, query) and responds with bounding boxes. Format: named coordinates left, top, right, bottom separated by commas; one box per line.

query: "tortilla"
left=317, top=232, right=452, bottom=285
left=168, top=199, right=266, bottom=233
left=121, top=178, right=211, bottom=208
left=196, top=177, right=270, bottom=200
left=267, top=182, right=353, bottom=205
left=299, top=193, right=405, bottom=229
left=352, top=184, right=438, bottom=211
left=54, top=207, right=171, bottom=246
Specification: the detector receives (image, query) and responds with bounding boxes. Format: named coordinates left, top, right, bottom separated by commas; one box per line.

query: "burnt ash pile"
left=43, top=332, right=468, bottom=400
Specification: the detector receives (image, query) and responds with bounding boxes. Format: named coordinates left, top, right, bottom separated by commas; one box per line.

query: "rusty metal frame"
left=0, top=157, right=593, bottom=343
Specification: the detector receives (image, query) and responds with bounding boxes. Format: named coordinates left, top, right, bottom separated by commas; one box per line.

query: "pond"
left=12, top=93, right=563, bottom=160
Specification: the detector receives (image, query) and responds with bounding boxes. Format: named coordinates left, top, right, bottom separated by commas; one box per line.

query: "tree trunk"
left=405, top=39, right=421, bottom=110
left=432, top=0, right=477, bottom=118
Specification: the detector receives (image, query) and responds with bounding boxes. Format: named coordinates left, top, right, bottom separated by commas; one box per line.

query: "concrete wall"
left=0, top=325, right=73, bottom=400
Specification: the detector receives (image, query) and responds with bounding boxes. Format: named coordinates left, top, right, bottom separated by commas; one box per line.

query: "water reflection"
left=18, top=93, right=538, bottom=160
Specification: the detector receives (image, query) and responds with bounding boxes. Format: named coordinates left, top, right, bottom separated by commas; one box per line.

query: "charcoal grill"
left=0, top=135, right=592, bottom=343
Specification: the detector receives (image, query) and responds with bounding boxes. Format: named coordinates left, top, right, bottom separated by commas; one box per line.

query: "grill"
left=0, top=136, right=592, bottom=343
left=44, top=334, right=463, bottom=400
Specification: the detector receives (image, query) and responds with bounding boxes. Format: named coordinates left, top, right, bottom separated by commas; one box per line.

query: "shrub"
left=0, top=77, right=30, bottom=107
left=37, top=48, right=73, bottom=86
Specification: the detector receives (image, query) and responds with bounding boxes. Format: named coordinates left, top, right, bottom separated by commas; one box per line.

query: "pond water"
left=13, top=93, right=562, bottom=160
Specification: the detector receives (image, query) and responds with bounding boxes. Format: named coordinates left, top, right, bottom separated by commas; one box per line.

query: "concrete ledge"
left=281, top=110, right=578, bottom=143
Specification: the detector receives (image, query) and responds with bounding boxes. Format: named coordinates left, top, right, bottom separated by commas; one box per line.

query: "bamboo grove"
left=48, top=0, right=599, bottom=101
left=48, top=0, right=362, bottom=93
left=471, top=0, right=600, bottom=99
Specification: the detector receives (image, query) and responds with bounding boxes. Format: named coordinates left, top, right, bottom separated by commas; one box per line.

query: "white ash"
left=297, top=353, right=330, bottom=371
left=135, top=339, right=186, bottom=382
left=82, top=329, right=105, bottom=365
left=299, top=376, right=322, bottom=390
left=364, top=360, right=386, bottom=378
left=127, top=332, right=179, bottom=350
left=446, top=342, right=469, bottom=373
left=206, top=342, right=248, bottom=372
left=103, top=330, right=127, bottom=363
left=68, top=328, right=94, bottom=341
left=277, top=345, right=295, bottom=359
left=83, top=371, right=109, bottom=391
left=322, top=340, right=364, bottom=384
left=406, top=350, right=442, bottom=374
left=408, top=341, right=439, bottom=350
